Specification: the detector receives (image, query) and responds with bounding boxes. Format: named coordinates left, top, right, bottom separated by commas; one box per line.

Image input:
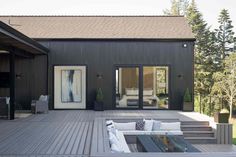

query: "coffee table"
left=137, top=135, right=200, bottom=152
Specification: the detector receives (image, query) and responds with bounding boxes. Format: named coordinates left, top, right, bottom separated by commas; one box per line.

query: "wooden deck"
left=0, top=110, right=235, bottom=157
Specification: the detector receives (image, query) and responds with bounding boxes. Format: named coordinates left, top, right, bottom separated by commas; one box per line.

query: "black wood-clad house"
left=0, top=16, right=195, bottom=112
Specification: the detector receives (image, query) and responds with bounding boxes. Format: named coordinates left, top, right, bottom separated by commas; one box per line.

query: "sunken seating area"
left=90, top=117, right=233, bottom=157
left=106, top=119, right=183, bottom=153
left=91, top=117, right=208, bottom=156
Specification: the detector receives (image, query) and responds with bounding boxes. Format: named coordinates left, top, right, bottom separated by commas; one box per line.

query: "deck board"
left=0, top=110, right=236, bottom=157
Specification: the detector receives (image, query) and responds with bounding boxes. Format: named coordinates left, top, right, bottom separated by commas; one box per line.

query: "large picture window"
left=114, top=66, right=169, bottom=109
left=143, top=66, right=169, bottom=109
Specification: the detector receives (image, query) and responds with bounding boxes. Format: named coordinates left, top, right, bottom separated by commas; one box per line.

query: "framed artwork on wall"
left=61, top=69, right=82, bottom=103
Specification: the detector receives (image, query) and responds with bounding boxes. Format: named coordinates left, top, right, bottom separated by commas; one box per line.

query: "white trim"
left=54, top=66, right=86, bottom=109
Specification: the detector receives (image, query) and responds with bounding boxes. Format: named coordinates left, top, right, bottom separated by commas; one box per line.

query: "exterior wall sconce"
left=182, top=43, right=188, bottom=48
left=97, top=74, right=103, bottom=79
left=16, top=73, right=22, bottom=79
left=178, top=74, right=183, bottom=79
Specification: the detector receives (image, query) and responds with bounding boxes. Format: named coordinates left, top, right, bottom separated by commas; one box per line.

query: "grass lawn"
left=230, top=118, right=236, bottom=144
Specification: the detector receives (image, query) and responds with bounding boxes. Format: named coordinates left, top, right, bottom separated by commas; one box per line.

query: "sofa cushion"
left=160, top=122, right=181, bottom=131
left=109, top=131, right=119, bottom=145
left=125, top=88, right=139, bottom=96
left=136, top=120, right=145, bottom=130
left=116, top=131, right=131, bottom=153
left=152, top=120, right=161, bottom=131
left=108, top=127, right=118, bottom=137
left=143, top=119, right=154, bottom=131
left=114, top=122, right=136, bottom=131
left=111, top=143, right=124, bottom=153
left=121, top=130, right=183, bottom=136
left=143, top=89, right=153, bottom=96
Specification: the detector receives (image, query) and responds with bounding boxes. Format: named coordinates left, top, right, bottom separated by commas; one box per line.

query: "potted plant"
left=94, top=88, right=104, bottom=111
left=183, top=88, right=193, bottom=111
left=214, top=108, right=230, bottom=123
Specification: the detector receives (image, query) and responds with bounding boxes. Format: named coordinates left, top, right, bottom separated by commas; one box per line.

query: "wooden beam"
left=0, top=45, right=34, bottom=58
left=0, top=45, right=12, bottom=52
left=14, top=49, right=34, bottom=58
left=9, top=51, right=15, bottom=120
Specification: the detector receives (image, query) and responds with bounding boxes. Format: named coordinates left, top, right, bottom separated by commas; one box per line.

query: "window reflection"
left=143, top=66, right=169, bottom=109
left=116, top=67, right=139, bottom=108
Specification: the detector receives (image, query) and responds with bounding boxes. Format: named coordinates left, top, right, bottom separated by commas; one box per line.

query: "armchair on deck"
left=0, top=97, right=9, bottom=118
left=31, top=95, right=49, bottom=114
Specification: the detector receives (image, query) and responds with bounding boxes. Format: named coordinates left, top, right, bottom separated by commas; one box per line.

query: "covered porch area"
left=0, top=21, right=49, bottom=120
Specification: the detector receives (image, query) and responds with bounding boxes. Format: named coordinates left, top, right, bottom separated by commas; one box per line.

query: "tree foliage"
left=164, top=1, right=236, bottom=117
left=215, top=9, right=236, bottom=63
left=212, top=53, right=236, bottom=118
left=186, top=0, right=217, bottom=96
left=163, top=0, right=189, bottom=16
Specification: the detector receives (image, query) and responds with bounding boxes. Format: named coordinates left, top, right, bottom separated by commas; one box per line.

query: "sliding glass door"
left=114, top=65, right=169, bottom=109
left=115, top=67, right=139, bottom=108
left=143, top=66, right=169, bottom=109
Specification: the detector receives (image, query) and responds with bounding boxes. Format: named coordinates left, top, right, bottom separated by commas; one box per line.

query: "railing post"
left=9, top=50, right=15, bottom=120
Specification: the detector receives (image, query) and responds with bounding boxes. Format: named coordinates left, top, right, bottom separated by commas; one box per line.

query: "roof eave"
left=0, top=21, right=49, bottom=54
left=34, top=37, right=196, bottom=41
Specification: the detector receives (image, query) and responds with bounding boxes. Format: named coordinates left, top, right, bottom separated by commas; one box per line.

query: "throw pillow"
left=39, top=95, right=48, bottom=101
left=143, top=119, right=154, bottom=131
left=106, top=120, right=115, bottom=131
left=160, top=122, right=181, bottom=131
left=136, top=120, right=145, bottom=130
left=113, top=122, right=136, bottom=131
left=106, top=120, right=114, bottom=126
left=152, top=120, right=161, bottom=131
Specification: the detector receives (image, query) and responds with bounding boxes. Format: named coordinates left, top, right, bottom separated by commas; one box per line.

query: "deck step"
left=181, top=121, right=209, bottom=126
left=184, top=137, right=217, bottom=144
left=183, top=131, right=214, bottom=137
left=181, top=125, right=212, bottom=131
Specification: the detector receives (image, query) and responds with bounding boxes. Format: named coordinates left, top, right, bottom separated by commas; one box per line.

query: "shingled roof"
left=0, top=16, right=195, bottom=40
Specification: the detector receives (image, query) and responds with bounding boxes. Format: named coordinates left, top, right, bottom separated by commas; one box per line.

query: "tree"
left=215, top=9, right=236, bottom=64
left=212, top=53, right=236, bottom=118
left=163, top=0, right=189, bottom=16
left=186, top=0, right=218, bottom=115
left=186, top=1, right=215, bottom=94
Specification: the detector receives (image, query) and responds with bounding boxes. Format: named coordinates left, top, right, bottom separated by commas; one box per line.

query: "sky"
left=0, top=0, right=236, bottom=32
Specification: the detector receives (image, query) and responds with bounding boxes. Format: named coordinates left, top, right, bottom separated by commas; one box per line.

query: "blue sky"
left=0, top=0, right=236, bottom=32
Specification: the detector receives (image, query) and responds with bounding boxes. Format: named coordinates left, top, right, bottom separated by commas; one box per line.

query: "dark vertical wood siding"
left=0, top=54, right=47, bottom=109
left=1, top=40, right=194, bottom=110
left=39, top=40, right=194, bottom=110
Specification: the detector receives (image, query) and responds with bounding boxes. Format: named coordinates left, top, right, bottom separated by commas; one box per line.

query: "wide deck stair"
left=181, top=121, right=217, bottom=144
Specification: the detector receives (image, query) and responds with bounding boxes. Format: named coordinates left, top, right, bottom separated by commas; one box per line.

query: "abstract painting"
left=61, top=69, right=82, bottom=102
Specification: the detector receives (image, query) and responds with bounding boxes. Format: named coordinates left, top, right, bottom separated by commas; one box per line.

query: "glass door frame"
left=113, top=64, right=171, bottom=110
left=142, top=65, right=170, bottom=110
left=113, top=65, right=142, bottom=109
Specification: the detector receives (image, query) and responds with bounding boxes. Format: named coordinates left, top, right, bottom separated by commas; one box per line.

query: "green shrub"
left=184, top=88, right=192, bottom=102
left=96, top=88, right=104, bottom=102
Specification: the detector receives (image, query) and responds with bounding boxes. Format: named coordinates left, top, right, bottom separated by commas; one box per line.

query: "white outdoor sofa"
left=90, top=117, right=182, bottom=156
left=107, top=119, right=182, bottom=153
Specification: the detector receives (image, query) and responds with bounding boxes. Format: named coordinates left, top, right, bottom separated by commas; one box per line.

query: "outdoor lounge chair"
left=31, top=95, right=49, bottom=114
